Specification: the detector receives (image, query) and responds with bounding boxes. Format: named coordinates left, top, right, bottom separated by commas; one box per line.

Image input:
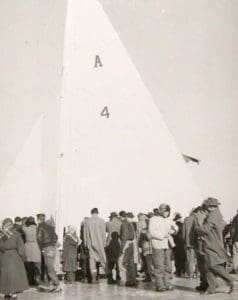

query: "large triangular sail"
left=0, top=116, right=44, bottom=219
left=57, top=0, right=202, bottom=229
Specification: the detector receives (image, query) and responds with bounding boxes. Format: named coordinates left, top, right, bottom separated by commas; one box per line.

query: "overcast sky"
left=0, top=0, right=237, bottom=222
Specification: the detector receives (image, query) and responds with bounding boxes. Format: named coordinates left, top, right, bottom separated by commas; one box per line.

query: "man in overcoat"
left=196, top=198, right=235, bottom=294
left=84, top=208, right=107, bottom=283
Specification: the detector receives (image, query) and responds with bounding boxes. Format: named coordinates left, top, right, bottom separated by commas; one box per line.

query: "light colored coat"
left=84, top=215, right=107, bottom=266
left=23, top=225, right=41, bottom=262
left=149, top=216, right=177, bottom=249
left=106, top=218, right=121, bottom=246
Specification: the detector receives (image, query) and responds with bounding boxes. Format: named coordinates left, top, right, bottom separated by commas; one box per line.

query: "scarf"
left=65, top=226, right=78, bottom=243
left=0, top=219, right=14, bottom=240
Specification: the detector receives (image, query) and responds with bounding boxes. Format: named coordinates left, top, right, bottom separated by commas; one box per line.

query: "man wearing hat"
left=173, top=213, right=186, bottom=278
left=106, top=213, right=121, bottom=245
left=118, top=211, right=137, bottom=286
left=195, top=198, right=235, bottom=294
left=105, top=212, right=121, bottom=284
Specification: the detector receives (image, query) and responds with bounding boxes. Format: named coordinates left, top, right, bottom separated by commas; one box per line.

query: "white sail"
left=57, top=0, right=202, bottom=229
left=0, top=116, right=43, bottom=220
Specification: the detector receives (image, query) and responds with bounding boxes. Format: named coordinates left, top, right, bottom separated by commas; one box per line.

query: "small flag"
left=182, top=154, right=200, bottom=164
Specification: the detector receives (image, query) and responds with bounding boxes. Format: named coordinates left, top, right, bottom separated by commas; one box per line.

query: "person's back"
left=196, top=198, right=234, bottom=294
left=86, top=215, right=106, bottom=247
left=36, top=214, right=60, bottom=291
left=231, top=212, right=238, bottom=274
left=84, top=208, right=106, bottom=283
left=24, top=225, right=37, bottom=243
left=14, top=217, right=26, bottom=243
left=183, top=214, right=196, bottom=248
left=106, top=218, right=121, bottom=235
left=120, top=218, right=135, bottom=244
left=106, top=217, right=121, bottom=245
left=231, top=213, right=238, bottom=243
left=23, top=223, right=41, bottom=263
left=206, top=207, right=226, bottom=243
left=0, top=218, right=28, bottom=296
left=37, top=222, right=58, bottom=249
left=182, top=214, right=197, bottom=278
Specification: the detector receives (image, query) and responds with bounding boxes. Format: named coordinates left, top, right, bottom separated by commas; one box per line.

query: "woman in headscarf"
left=0, top=218, right=28, bottom=299
left=63, top=226, right=79, bottom=283
left=23, top=216, right=41, bottom=286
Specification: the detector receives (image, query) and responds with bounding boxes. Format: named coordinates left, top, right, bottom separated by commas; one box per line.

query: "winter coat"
left=84, top=216, right=107, bottom=266
left=106, top=218, right=121, bottom=246
left=183, top=214, right=197, bottom=248
left=23, top=225, right=41, bottom=262
left=149, top=216, right=177, bottom=249
left=231, top=214, right=238, bottom=243
left=37, top=222, right=58, bottom=249
left=196, top=209, right=228, bottom=267
left=63, top=235, right=78, bottom=272
left=105, top=232, right=121, bottom=260
left=0, top=231, right=28, bottom=294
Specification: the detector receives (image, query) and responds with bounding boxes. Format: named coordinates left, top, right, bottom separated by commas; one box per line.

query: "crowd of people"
left=0, top=197, right=238, bottom=299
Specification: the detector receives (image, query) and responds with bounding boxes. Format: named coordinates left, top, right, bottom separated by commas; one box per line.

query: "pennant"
left=182, top=154, right=200, bottom=164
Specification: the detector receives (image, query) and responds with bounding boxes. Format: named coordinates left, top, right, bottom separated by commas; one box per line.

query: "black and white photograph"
left=0, top=0, right=238, bottom=299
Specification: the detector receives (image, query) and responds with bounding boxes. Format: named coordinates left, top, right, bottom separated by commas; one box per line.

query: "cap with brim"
left=14, top=217, right=22, bottom=222
left=203, top=197, right=220, bottom=207
left=37, top=213, right=46, bottom=218
left=173, top=213, right=182, bottom=221
left=109, top=212, right=118, bottom=218
left=147, top=212, right=154, bottom=218
left=126, top=212, right=135, bottom=218
left=119, top=211, right=127, bottom=218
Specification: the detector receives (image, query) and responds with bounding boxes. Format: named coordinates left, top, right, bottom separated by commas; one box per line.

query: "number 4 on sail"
left=101, top=106, right=110, bottom=118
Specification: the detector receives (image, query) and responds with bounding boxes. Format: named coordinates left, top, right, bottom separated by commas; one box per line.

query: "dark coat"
left=196, top=209, right=228, bottom=267
left=105, top=232, right=121, bottom=261
left=13, top=224, right=26, bottom=243
left=173, top=221, right=184, bottom=247
left=37, top=222, right=58, bottom=249
left=231, top=214, right=238, bottom=243
left=0, top=231, right=29, bottom=294
left=182, top=214, right=197, bottom=248
left=63, top=235, right=78, bottom=272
